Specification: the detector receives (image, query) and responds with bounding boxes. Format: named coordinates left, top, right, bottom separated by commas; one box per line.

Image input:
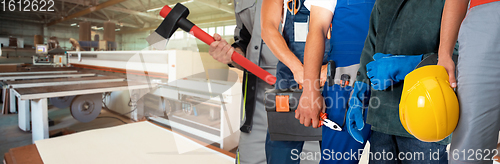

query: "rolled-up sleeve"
left=304, top=0, right=337, bottom=14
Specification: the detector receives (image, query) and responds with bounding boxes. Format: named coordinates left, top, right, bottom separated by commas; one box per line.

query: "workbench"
left=2, top=76, right=126, bottom=132
left=66, top=50, right=243, bottom=151
left=0, top=70, right=77, bottom=75
left=0, top=69, right=95, bottom=114
left=11, top=81, right=153, bottom=143
left=0, top=72, right=96, bottom=81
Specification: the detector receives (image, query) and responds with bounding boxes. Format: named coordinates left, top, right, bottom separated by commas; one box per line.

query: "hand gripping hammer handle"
left=158, top=5, right=277, bottom=85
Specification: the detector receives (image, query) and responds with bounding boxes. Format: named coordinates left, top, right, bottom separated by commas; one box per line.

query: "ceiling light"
left=147, top=7, right=162, bottom=12
left=70, top=23, right=77, bottom=26
left=147, top=0, right=193, bottom=12
left=180, top=0, right=194, bottom=4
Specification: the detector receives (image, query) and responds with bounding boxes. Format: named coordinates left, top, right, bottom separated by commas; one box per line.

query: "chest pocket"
left=348, top=0, right=376, bottom=5
left=235, top=0, right=257, bottom=29
left=286, top=0, right=309, bottom=42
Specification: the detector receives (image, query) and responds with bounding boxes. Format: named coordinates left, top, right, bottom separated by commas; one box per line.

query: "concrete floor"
left=0, top=103, right=132, bottom=156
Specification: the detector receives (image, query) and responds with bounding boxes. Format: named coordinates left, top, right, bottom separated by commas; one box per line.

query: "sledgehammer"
left=146, top=3, right=277, bottom=86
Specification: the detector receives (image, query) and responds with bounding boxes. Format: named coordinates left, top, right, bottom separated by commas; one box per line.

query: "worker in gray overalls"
left=208, top=0, right=278, bottom=163
left=440, top=0, right=500, bottom=163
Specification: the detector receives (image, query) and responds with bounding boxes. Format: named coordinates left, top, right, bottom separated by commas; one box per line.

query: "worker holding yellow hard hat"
left=439, top=0, right=500, bottom=162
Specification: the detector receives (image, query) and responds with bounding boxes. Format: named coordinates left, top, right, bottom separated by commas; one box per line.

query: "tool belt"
left=264, top=88, right=322, bottom=141
left=264, top=60, right=340, bottom=141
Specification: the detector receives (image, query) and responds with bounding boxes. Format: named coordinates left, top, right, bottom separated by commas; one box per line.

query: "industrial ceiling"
left=0, top=0, right=236, bottom=34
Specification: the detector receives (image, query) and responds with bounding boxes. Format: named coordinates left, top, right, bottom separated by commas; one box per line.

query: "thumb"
left=448, top=68, right=457, bottom=88
left=373, top=53, right=391, bottom=60
left=213, top=33, right=221, bottom=41
left=354, top=113, right=365, bottom=130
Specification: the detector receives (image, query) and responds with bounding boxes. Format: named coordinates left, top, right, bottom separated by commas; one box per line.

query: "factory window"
left=208, top=27, right=215, bottom=36
left=174, top=31, right=184, bottom=39
left=224, top=25, right=236, bottom=36
left=217, top=26, right=224, bottom=36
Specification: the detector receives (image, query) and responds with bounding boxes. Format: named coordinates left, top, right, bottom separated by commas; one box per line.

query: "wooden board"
left=19, top=67, right=78, bottom=71
left=0, top=72, right=85, bottom=78
left=34, top=121, right=234, bottom=164
left=0, top=70, right=78, bottom=76
left=3, top=76, right=121, bottom=85
left=4, top=76, right=125, bottom=88
left=0, top=67, right=78, bottom=73
left=4, top=121, right=235, bottom=164
left=14, top=81, right=152, bottom=100
left=0, top=73, right=96, bottom=81
left=7, top=145, right=43, bottom=164
left=4, top=152, right=14, bottom=164
left=0, top=65, right=17, bottom=72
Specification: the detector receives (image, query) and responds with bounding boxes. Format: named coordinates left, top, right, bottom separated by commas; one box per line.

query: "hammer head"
left=146, top=3, right=190, bottom=50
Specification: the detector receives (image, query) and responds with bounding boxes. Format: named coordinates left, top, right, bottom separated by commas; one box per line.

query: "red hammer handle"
left=160, top=5, right=277, bottom=85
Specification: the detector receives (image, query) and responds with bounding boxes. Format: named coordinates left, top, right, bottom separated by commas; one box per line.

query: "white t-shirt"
left=304, top=0, right=337, bottom=14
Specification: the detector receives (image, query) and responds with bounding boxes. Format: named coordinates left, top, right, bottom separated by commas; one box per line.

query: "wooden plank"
left=0, top=73, right=96, bottom=81
left=4, top=121, right=235, bottom=164
left=5, top=76, right=125, bottom=89
left=0, top=65, right=17, bottom=72
left=14, top=81, right=153, bottom=100
left=4, top=152, right=14, bottom=164
left=3, top=76, right=124, bottom=85
left=8, top=144, right=43, bottom=164
left=4, top=76, right=120, bottom=85
left=0, top=70, right=78, bottom=76
left=0, top=67, right=78, bottom=73
left=0, top=72, right=87, bottom=78
left=34, top=121, right=234, bottom=164
left=18, top=67, right=78, bottom=72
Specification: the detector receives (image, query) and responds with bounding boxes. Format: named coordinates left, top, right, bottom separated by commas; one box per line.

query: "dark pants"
left=265, top=131, right=321, bottom=164
left=369, top=131, right=447, bottom=164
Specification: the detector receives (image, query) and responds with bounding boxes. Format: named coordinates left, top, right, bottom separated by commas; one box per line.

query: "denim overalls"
left=320, top=0, right=374, bottom=163
left=266, top=0, right=326, bottom=163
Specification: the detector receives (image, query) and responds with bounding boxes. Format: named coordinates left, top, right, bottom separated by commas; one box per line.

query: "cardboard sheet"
left=35, top=122, right=234, bottom=164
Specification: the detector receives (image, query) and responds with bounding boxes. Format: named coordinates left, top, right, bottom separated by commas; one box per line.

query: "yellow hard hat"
left=399, top=65, right=459, bottom=142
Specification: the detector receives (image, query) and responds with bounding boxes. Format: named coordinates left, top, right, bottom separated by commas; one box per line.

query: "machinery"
left=66, top=50, right=243, bottom=151
left=3, top=3, right=244, bottom=151
left=33, top=44, right=68, bottom=66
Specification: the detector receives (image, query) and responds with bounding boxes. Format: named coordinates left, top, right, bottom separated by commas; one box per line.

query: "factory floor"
left=0, top=103, right=133, bottom=156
